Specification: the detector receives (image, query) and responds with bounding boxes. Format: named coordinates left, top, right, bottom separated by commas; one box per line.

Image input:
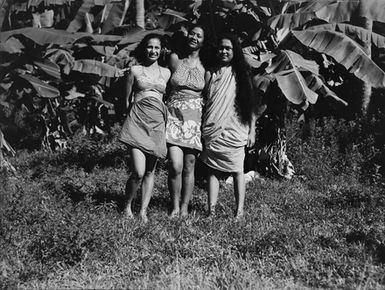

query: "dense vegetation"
left=1, top=116, right=384, bottom=289
left=1, top=1, right=385, bottom=288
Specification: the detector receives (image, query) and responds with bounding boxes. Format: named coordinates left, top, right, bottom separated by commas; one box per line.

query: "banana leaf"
left=118, top=28, right=169, bottom=45
left=71, top=59, right=121, bottom=77
left=66, top=0, right=95, bottom=33
left=0, top=0, right=11, bottom=31
left=292, top=29, right=385, bottom=88
left=307, top=23, right=385, bottom=49
left=0, top=128, right=15, bottom=155
left=66, top=0, right=122, bottom=33
left=0, top=37, right=24, bottom=53
left=91, top=45, right=116, bottom=58
left=316, top=0, right=385, bottom=23
left=253, top=73, right=275, bottom=93
left=296, top=0, right=339, bottom=13
left=19, top=74, right=60, bottom=98
left=101, top=0, right=131, bottom=34
left=268, top=12, right=316, bottom=30
left=0, top=28, right=78, bottom=45
left=34, top=59, right=61, bottom=79
left=0, top=28, right=122, bottom=45
left=266, top=50, right=319, bottom=75
left=263, top=50, right=319, bottom=105
left=268, top=0, right=385, bottom=30
left=45, top=48, right=75, bottom=74
left=305, top=73, right=348, bottom=106
left=156, top=8, right=188, bottom=30
left=65, top=86, right=85, bottom=100
left=276, top=69, right=318, bottom=105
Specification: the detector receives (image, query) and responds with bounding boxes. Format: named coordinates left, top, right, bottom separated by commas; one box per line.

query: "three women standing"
left=120, top=30, right=256, bottom=221
left=119, top=34, right=171, bottom=223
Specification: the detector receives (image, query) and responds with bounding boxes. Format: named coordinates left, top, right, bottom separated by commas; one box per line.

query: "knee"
left=130, top=170, right=144, bottom=181
left=144, top=169, right=154, bottom=178
left=169, top=160, right=183, bottom=176
left=183, top=159, right=196, bottom=175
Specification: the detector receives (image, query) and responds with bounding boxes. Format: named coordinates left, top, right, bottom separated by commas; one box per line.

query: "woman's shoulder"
left=160, top=66, right=171, bottom=79
left=130, top=65, right=142, bottom=75
left=169, top=53, right=181, bottom=70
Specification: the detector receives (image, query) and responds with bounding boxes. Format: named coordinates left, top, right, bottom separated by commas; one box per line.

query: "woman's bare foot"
left=169, top=209, right=179, bottom=219
left=180, top=205, right=188, bottom=218
left=235, top=210, right=244, bottom=221
left=139, top=213, right=148, bottom=223
left=125, top=208, right=134, bottom=219
left=208, top=205, right=216, bottom=218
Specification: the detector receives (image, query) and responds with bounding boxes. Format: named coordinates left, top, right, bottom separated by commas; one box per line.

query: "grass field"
left=1, top=118, right=385, bottom=289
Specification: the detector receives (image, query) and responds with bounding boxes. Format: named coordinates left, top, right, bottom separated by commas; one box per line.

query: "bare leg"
left=180, top=150, right=197, bottom=217
left=233, top=171, right=245, bottom=219
left=138, top=154, right=158, bottom=223
left=207, top=168, right=220, bottom=216
left=125, top=148, right=145, bottom=218
left=168, top=146, right=183, bottom=217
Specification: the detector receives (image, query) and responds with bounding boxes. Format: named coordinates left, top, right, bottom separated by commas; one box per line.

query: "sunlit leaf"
left=268, top=12, right=316, bottom=30
left=276, top=69, right=318, bottom=105
left=253, top=73, right=275, bottom=93
left=71, top=59, right=121, bottom=77
left=305, top=73, right=348, bottom=106
left=118, top=28, right=169, bottom=45
left=65, top=86, right=85, bottom=100
left=157, top=9, right=188, bottom=30
left=91, top=45, right=116, bottom=58
left=34, top=59, right=61, bottom=79
left=0, top=28, right=122, bottom=46
left=0, top=37, right=24, bottom=53
left=0, top=128, right=15, bottom=155
left=316, top=0, right=385, bottom=23
left=101, top=0, right=131, bottom=34
left=292, top=30, right=385, bottom=87
left=19, top=74, right=60, bottom=98
left=66, top=0, right=95, bottom=33
left=307, top=23, right=385, bottom=49
left=267, top=50, right=319, bottom=75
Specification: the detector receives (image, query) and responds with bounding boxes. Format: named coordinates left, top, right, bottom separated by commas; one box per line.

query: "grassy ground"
left=1, top=118, right=385, bottom=289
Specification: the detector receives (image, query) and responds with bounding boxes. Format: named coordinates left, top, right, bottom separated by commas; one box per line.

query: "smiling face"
left=218, top=38, right=234, bottom=66
left=145, top=38, right=162, bottom=62
left=187, top=27, right=204, bottom=50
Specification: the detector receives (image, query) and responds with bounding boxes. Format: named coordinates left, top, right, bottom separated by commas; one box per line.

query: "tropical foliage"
left=1, top=0, right=385, bottom=177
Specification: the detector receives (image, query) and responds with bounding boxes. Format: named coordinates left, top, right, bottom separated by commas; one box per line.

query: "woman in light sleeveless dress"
left=119, top=34, right=171, bottom=223
left=166, top=24, right=206, bottom=218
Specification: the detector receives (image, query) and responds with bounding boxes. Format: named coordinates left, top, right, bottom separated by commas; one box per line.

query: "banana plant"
left=0, top=27, right=131, bottom=150
left=190, top=0, right=385, bottom=178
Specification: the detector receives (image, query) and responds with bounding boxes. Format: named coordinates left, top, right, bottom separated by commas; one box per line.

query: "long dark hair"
left=217, top=34, right=254, bottom=124
left=133, top=33, right=165, bottom=64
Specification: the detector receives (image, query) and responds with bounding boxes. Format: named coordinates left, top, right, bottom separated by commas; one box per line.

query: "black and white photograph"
left=1, top=0, right=385, bottom=288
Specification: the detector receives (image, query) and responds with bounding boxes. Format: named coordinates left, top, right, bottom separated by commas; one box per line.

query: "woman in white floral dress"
left=166, top=24, right=206, bottom=218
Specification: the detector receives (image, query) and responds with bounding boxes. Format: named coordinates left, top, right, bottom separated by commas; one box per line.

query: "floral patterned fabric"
left=166, top=92, right=203, bottom=151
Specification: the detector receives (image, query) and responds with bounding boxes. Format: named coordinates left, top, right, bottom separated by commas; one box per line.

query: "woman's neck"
left=188, top=49, right=200, bottom=59
left=143, top=60, right=158, bottom=67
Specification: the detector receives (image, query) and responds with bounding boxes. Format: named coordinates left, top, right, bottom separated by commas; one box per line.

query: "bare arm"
left=125, top=68, right=135, bottom=109
left=203, top=70, right=212, bottom=101
left=169, top=53, right=180, bottom=72
left=247, top=111, right=257, bottom=148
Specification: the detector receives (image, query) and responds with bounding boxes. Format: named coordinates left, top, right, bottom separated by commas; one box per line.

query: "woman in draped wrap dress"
left=201, top=34, right=256, bottom=219
left=166, top=24, right=207, bottom=218
left=119, top=34, right=171, bottom=223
